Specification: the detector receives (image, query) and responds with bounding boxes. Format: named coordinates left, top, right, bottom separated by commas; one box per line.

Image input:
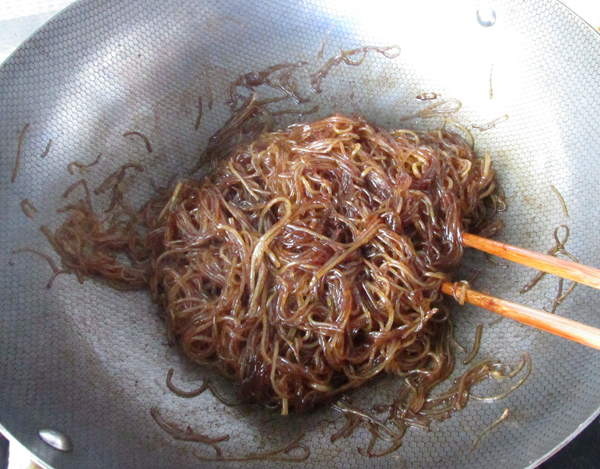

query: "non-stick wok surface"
left=1, top=0, right=600, bottom=467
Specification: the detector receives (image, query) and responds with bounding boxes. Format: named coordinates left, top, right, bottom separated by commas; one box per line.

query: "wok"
left=1, top=0, right=600, bottom=467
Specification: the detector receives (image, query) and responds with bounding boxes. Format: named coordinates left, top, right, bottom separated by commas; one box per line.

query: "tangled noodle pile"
left=17, top=43, right=525, bottom=457
left=142, top=115, right=500, bottom=413
left=44, top=113, right=503, bottom=421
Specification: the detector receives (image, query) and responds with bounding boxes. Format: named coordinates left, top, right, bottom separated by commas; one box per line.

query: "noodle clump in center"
left=147, top=115, right=499, bottom=413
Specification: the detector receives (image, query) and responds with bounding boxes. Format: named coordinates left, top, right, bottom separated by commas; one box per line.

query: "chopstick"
left=441, top=234, right=600, bottom=350
left=441, top=282, right=600, bottom=351
left=463, top=233, right=600, bottom=291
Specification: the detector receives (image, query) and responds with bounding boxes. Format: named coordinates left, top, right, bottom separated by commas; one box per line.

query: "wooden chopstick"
left=445, top=234, right=600, bottom=350
left=463, top=233, right=600, bottom=291
left=442, top=283, right=600, bottom=350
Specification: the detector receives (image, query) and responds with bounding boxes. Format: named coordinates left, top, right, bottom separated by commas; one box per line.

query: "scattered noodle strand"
left=20, top=199, right=38, bottom=219
left=449, top=322, right=467, bottom=354
left=194, top=431, right=309, bottom=462
left=472, top=115, right=509, bottom=132
left=550, top=278, right=576, bottom=314
left=463, top=324, right=484, bottom=365
left=67, top=153, right=102, bottom=175
left=401, top=99, right=462, bottom=121
left=150, top=407, right=228, bottom=457
left=550, top=185, right=569, bottom=217
left=194, top=96, right=203, bottom=130
left=416, top=92, right=439, bottom=101
left=12, top=123, right=30, bottom=183
left=472, top=353, right=531, bottom=401
left=12, top=248, right=59, bottom=273
left=62, top=179, right=93, bottom=210
left=520, top=225, right=577, bottom=311
left=471, top=407, right=510, bottom=451
left=451, top=280, right=470, bottom=305
left=40, top=139, right=52, bottom=158
left=311, top=46, right=400, bottom=92
left=45, top=270, right=71, bottom=289
left=317, top=21, right=338, bottom=59
left=166, top=368, right=208, bottom=398
left=165, top=369, right=243, bottom=405
left=123, top=132, right=153, bottom=153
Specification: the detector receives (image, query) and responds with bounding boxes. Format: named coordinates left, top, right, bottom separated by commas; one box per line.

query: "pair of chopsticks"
left=443, top=233, right=600, bottom=351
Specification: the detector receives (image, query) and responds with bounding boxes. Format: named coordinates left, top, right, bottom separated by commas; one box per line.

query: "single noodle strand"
left=471, top=407, right=510, bottom=451
left=12, top=123, right=29, bottom=183
left=463, top=324, right=484, bottom=365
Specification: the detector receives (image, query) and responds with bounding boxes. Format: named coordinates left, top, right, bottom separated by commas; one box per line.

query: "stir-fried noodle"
left=45, top=114, right=502, bottom=416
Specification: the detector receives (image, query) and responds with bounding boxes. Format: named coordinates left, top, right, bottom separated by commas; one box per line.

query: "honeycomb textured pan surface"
left=1, top=0, right=600, bottom=468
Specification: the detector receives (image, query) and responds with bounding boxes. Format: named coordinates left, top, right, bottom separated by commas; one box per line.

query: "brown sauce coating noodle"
left=150, top=115, right=500, bottom=413
left=44, top=114, right=500, bottom=416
